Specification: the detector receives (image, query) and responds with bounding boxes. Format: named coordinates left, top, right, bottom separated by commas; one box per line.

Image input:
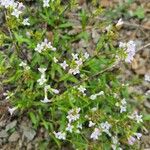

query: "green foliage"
left=0, top=0, right=144, bottom=149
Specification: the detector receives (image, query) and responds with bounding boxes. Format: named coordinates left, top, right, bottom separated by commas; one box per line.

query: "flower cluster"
left=90, top=121, right=112, bottom=140
left=128, top=111, right=143, bottom=123
left=128, top=133, right=142, bottom=145
left=37, top=68, right=47, bottom=85
left=19, top=61, right=30, bottom=70
left=66, top=108, right=81, bottom=123
left=0, top=0, right=25, bottom=18
left=43, top=0, right=50, bottom=7
left=59, top=52, right=89, bottom=75
left=115, top=98, right=127, bottom=113
left=35, top=39, right=56, bottom=53
left=53, top=131, right=66, bottom=140
left=22, top=18, right=30, bottom=26
left=119, top=41, right=136, bottom=63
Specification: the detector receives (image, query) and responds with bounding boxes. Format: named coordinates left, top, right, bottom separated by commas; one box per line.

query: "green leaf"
left=58, top=22, right=73, bottom=28
left=133, top=7, right=145, bottom=19
left=59, top=73, right=78, bottom=83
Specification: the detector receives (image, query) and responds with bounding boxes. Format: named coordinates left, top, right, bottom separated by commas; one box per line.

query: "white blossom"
left=75, top=58, right=83, bottom=66
left=19, top=61, right=30, bottom=70
left=11, top=8, right=22, bottom=18
left=72, top=53, right=78, bottom=60
left=134, top=133, right=142, bottom=140
left=22, top=18, right=30, bottom=26
left=8, top=107, right=17, bottom=115
left=40, top=97, right=51, bottom=103
left=120, top=105, right=126, bottom=113
left=90, top=91, right=104, bottom=100
left=89, top=121, right=95, bottom=127
left=66, top=123, right=74, bottom=133
left=35, top=43, right=44, bottom=53
left=53, top=131, right=66, bottom=140
left=128, top=136, right=136, bottom=145
left=90, top=128, right=101, bottom=140
left=100, top=121, right=111, bottom=136
left=84, top=52, right=89, bottom=60
left=51, top=88, right=59, bottom=94
left=67, top=108, right=80, bottom=123
left=90, top=94, right=97, bottom=100
left=38, top=68, right=47, bottom=74
left=68, top=67, right=80, bottom=75
left=128, top=111, right=143, bottom=123
left=60, top=61, right=68, bottom=70
left=53, top=57, right=58, bottom=63
left=3, top=90, right=14, bottom=100
left=78, top=85, right=86, bottom=95
left=145, top=74, right=150, bottom=82
left=116, top=18, right=124, bottom=28
left=37, top=75, right=47, bottom=85
left=43, top=0, right=50, bottom=7
left=35, top=39, right=56, bottom=53
left=106, top=25, right=112, bottom=32
left=119, top=41, right=136, bottom=63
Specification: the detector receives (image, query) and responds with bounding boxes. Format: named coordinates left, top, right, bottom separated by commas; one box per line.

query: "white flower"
left=72, top=53, right=78, bottom=60
left=128, top=111, right=143, bottom=123
left=66, top=124, right=74, bottom=133
left=35, top=43, right=44, bottom=53
left=77, top=123, right=82, bottom=129
left=0, top=0, right=15, bottom=8
left=84, top=52, right=89, bottom=60
left=40, top=97, right=51, bottom=103
left=75, top=58, right=83, bottom=66
left=90, top=91, right=104, bottom=100
left=119, top=41, right=136, bottom=63
left=116, top=18, right=124, bottom=27
left=145, top=90, right=150, bottom=96
left=90, top=128, right=101, bottom=140
left=3, top=90, right=14, bottom=100
left=60, top=61, right=68, bottom=70
left=8, top=107, right=17, bottom=115
left=51, top=88, right=59, bottom=94
left=53, top=131, right=66, bottom=140
left=106, top=25, right=112, bottom=32
left=38, top=68, right=47, bottom=74
left=78, top=85, right=86, bottom=95
left=90, top=94, right=97, bottom=100
left=128, top=136, right=136, bottom=145
left=11, top=8, right=22, bottom=18
left=100, top=121, right=111, bottom=136
left=68, top=67, right=80, bottom=75
left=120, top=105, right=126, bottom=113
left=134, top=133, right=142, bottom=140
left=53, top=57, right=58, bottom=63
left=89, top=121, right=95, bottom=127
left=22, top=18, right=30, bottom=26
left=67, top=108, right=80, bottom=123
left=97, top=91, right=104, bottom=96
left=37, top=76, right=47, bottom=85
left=145, top=74, right=150, bottom=82
left=121, top=98, right=127, bottom=105
left=91, top=107, right=98, bottom=112
left=43, top=0, right=50, bottom=7
left=19, top=61, right=30, bottom=70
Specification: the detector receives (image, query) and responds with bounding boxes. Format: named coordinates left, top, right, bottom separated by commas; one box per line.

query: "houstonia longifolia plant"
left=0, top=0, right=143, bottom=149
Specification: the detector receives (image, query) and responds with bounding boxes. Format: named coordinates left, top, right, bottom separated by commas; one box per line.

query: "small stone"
left=6, top=120, right=17, bottom=131
left=8, top=131, right=20, bottom=142
left=0, top=130, right=8, bottom=138
left=0, top=120, right=6, bottom=128
left=23, top=127, right=36, bottom=141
